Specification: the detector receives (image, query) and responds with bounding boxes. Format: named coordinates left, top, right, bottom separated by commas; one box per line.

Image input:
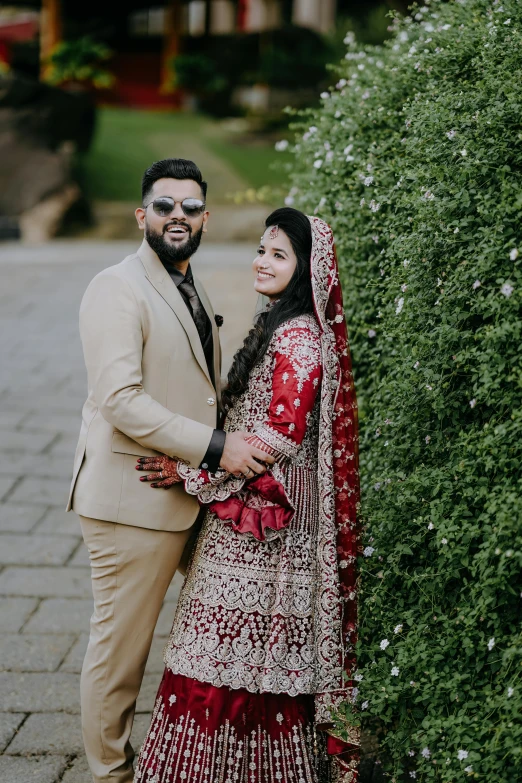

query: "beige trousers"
left=79, top=516, right=192, bottom=783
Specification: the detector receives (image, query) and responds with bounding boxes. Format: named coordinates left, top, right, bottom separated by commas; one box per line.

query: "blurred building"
left=0, top=1, right=341, bottom=107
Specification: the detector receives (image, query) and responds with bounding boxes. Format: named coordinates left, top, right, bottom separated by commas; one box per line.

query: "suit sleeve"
left=177, top=322, right=322, bottom=501
left=80, top=272, right=213, bottom=468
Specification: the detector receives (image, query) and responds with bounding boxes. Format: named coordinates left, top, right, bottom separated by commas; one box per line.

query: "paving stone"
left=7, top=477, right=72, bottom=506
left=24, top=454, right=75, bottom=481
left=0, top=567, right=92, bottom=598
left=164, top=570, right=185, bottom=602
left=154, top=601, right=178, bottom=636
left=20, top=413, right=81, bottom=436
left=60, top=754, right=90, bottom=783
left=0, top=633, right=76, bottom=673
left=144, top=636, right=168, bottom=675
left=24, top=599, right=93, bottom=634
left=0, top=597, right=38, bottom=632
left=6, top=712, right=83, bottom=755
left=60, top=633, right=89, bottom=674
left=0, top=534, right=79, bottom=566
left=0, top=503, right=44, bottom=533
left=132, top=712, right=152, bottom=753
left=47, top=433, right=79, bottom=459
left=0, top=429, right=55, bottom=454
left=135, top=673, right=161, bottom=714
left=0, top=672, right=80, bottom=712
left=0, top=477, right=17, bottom=502
left=0, top=754, right=68, bottom=782
left=67, top=543, right=90, bottom=567
left=0, top=411, right=24, bottom=429
left=0, top=713, right=25, bottom=753
left=34, top=507, right=81, bottom=536
left=0, top=452, right=32, bottom=477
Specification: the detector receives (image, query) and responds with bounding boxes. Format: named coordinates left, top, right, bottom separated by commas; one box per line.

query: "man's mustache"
left=163, top=220, right=192, bottom=235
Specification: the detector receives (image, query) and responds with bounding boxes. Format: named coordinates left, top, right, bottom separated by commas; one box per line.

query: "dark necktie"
left=178, top=276, right=214, bottom=382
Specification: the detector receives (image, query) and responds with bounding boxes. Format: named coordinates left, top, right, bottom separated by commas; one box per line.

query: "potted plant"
left=43, top=36, right=115, bottom=92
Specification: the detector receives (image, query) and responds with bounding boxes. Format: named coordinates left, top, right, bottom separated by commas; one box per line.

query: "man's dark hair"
left=141, top=158, right=207, bottom=204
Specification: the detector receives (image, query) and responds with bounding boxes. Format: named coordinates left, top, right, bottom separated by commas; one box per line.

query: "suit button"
left=207, top=397, right=216, bottom=406
left=201, top=463, right=208, bottom=469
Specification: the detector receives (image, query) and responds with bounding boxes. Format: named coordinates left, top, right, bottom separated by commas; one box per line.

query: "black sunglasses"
left=144, top=196, right=206, bottom=219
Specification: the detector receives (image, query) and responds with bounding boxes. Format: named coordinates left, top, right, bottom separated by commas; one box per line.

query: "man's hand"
left=220, top=431, right=274, bottom=477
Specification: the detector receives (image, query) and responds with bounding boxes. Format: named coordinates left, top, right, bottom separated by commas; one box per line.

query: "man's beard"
left=145, top=220, right=204, bottom=265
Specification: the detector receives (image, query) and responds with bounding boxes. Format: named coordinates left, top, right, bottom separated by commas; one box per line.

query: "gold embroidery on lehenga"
left=164, top=315, right=349, bottom=715
left=135, top=694, right=320, bottom=783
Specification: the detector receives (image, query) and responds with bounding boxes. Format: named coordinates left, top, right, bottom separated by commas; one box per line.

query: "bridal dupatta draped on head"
left=308, top=217, right=360, bottom=770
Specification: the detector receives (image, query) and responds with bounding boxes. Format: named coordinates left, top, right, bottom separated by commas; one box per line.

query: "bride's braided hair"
left=221, top=208, right=314, bottom=412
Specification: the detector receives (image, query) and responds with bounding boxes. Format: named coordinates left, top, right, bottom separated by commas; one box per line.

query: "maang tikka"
left=269, top=225, right=279, bottom=239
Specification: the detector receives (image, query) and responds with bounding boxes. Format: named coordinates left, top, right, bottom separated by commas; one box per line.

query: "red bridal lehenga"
left=134, top=218, right=360, bottom=783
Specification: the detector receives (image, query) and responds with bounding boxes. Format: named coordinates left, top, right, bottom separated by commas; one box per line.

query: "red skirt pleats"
left=134, top=669, right=327, bottom=783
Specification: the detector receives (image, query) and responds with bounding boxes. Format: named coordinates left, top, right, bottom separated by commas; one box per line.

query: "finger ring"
left=244, top=467, right=253, bottom=478
left=160, top=471, right=165, bottom=479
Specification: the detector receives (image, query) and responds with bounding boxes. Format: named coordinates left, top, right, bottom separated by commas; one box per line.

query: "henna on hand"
left=135, top=455, right=182, bottom=489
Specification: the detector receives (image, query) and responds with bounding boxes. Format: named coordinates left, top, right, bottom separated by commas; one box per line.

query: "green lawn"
left=79, top=107, right=289, bottom=203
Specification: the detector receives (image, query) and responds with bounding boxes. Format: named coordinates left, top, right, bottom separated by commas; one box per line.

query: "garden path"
left=0, top=239, right=257, bottom=782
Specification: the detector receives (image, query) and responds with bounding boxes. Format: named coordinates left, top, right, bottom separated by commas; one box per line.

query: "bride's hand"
left=135, top=456, right=182, bottom=489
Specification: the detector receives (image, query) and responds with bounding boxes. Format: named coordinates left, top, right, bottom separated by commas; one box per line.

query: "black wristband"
left=199, top=429, right=226, bottom=473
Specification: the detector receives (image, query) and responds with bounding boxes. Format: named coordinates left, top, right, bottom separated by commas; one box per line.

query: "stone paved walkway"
left=0, top=240, right=257, bottom=782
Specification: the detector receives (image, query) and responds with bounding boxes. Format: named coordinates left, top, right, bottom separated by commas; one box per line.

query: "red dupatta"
left=308, top=217, right=360, bottom=773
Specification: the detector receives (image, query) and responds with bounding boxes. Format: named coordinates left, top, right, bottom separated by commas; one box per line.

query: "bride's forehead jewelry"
left=269, top=225, right=279, bottom=239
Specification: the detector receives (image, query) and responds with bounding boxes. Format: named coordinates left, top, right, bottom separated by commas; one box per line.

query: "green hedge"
left=284, top=1, right=521, bottom=780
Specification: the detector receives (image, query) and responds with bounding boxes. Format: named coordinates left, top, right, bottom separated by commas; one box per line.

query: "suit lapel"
left=137, top=241, right=213, bottom=387
left=193, top=274, right=221, bottom=403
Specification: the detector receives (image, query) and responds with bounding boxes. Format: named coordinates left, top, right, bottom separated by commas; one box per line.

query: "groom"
left=66, top=158, right=272, bottom=782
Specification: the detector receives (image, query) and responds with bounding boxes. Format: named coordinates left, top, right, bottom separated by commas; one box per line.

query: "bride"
left=134, top=207, right=360, bottom=782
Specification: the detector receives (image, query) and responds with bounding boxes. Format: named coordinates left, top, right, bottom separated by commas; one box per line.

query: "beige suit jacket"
left=67, top=240, right=221, bottom=531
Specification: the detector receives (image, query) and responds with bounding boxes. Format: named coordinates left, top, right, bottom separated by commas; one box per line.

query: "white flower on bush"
left=469, top=399, right=476, bottom=408
left=274, top=140, right=289, bottom=151
left=423, top=190, right=435, bottom=200
left=369, top=200, right=381, bottom=212
left=326, top=151, right=334, bottom=161
left=508, top=687, right=514, bottom=697
left=363, top=546, right=375, bottom=557
left=396, top=297, right=404, bottom=314
left=354, top=672, right=364, bottom=682
left=454, top=226, right=460, bottom=233
left=344, top=144, right=353, bottom=155
left=421, top=748, right=431, bottom=759
left=501, top=282, right=514, bottom=297
left=465, top=766, right=473, bottom=774
left=336, top=79, right=347, bottom=89
left=368, top=329, right=376, bottom=338
left=401, top=284, right=408, bottom=292
left=361, top=700, right=369, bottom=710
left=364, top=176, right=374, bottom=186
left=457, top=750, right=469, bottom=761
left=394, top=624, right=403, bottom=634
left=408, top=750, right=415, bottom=757
left=344, top=31, right=355, bottom=45
left=428, top=522, right=434, bottom=530
left=409, top=772, right=416, bottom=779
left=509, top=248, right=518, bottom=260
left=460, top=149, right=467, bottom=156
left=446, top=129, right=456, bottom=139
left=309, top=126, right=318, bottom=134
left=360, top=198, right=365, bottom=207
left=425, top=435, right=431, bottom=444
left=414, top=361, right=420, bottom=369
left=441, top=538, right=448, bottom=545
left=504, top=18, right=511, bottom=25
left=320, top=92, right=329, bottom=99
left=391, top=666, right=399, bottom=676
left=487, top=637, right=495, bottom=651
left=314, top=159, right=323, bottom=169
left=380, top=639, right=390, bottom=650
left=472, top=280, right=481, bottom=290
